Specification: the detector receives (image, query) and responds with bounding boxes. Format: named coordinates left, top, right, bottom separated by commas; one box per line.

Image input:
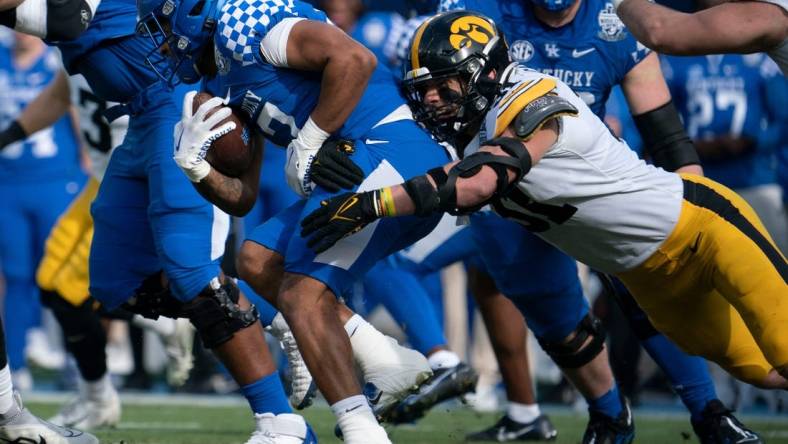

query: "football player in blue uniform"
left=0, top=32, right=98, bottom=444
left=10, top=0, right=323, bottom=441
left=663, top=54, right=787, bottom=254
left=0, top=31, right=83, bottom=383
left=321, top=0, right=479, bottom=413
left=136, top=0, right=465, bottom=440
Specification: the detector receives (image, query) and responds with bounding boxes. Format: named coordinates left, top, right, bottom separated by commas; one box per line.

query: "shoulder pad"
left=513, top=94, right=578, bottom=140
left=494, top=77, right=556, bottom=137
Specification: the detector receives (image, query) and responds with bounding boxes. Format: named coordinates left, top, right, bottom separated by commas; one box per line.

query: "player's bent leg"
left=278, top=274, right=390, bottom=443
left=238, top=240, right=316, bottom=410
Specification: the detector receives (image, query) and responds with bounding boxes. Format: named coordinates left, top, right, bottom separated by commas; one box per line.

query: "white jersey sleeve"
left=481, top=66, right=684, bottom=273
left=68, top=73, right=127, bottom=182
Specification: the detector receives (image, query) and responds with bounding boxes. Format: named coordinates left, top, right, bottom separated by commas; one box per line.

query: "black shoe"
left=388, top=362, right=478, bottom=424
left=691, top=400, right=761, bottom=444
left=466, top=414, right=557, bottom=442
left=582, top=397, right=635, bottom=444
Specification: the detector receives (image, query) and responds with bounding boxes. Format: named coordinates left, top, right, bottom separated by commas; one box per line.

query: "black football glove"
left=310, top=139, right=364, bottom=192
left=301, top=191, right=381, bottom=254
left=0, top=121, right=27, bottom=151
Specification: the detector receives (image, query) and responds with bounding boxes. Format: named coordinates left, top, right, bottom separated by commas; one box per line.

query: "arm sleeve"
left=258, top=17, right=304, bottom=68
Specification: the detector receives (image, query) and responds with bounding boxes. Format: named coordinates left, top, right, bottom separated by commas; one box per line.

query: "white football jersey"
left=68, top=74, right=128, bottom=181
left=468, top=64, right=684, bottom=273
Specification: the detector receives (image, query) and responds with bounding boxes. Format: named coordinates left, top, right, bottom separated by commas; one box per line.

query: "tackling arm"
left=300, top=121, right=559, bottom=253
left=616, top=0, right=788, bottom=55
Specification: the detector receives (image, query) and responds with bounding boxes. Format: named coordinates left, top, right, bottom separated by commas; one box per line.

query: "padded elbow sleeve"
left=633, top=100, right=700, bottom=172
left=11, top=0, right=93, bottom=40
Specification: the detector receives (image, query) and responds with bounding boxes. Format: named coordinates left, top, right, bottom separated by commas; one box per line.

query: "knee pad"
left=123, top=274, right=259, bottom=348
left=180, top=278, right=259, bottom=348
left=5, top=0, right=93, bottom=40
left=538, top=314, right=606, bottom=369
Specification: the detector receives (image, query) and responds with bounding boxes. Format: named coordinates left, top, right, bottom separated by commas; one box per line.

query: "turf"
left=27, top=400, right=788, bottom=444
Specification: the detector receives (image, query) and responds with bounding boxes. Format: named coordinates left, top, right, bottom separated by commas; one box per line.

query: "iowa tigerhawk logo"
left=449, top=16, right=495, bottom=50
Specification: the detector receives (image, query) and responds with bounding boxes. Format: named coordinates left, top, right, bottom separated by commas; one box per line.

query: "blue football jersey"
left=663, top=54, right=786, bottom=188
left=0, top=46, right=81, bottom=182
left=439, top=0, right=650, bottom=118
left=351, top=11, right=404, bottom=69
left=203, top=0, right=406, bottom=147
left=51, top=0, right=139, bottom=72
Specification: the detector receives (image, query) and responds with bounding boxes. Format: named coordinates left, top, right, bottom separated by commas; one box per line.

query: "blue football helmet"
left=529, top=0, right=577, bottom=12
left=137, top=0, right=223, bottom=85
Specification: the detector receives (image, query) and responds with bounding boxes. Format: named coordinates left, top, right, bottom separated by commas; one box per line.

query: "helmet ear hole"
left=188, top=0, right=205, bottom=16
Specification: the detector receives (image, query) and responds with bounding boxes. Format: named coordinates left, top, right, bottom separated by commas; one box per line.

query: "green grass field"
left=25, top=397, right=788, bottom=444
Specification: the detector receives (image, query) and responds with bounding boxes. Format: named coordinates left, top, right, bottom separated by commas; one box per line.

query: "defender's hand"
left=301, top=191, right=380, bottom=254
left=310, top=139, right=364, bottom=192
left=174, top=91, right=236, bottom=183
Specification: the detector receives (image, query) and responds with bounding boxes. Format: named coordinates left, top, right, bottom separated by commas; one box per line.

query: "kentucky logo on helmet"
left=448, top=15, right=495, bottom=50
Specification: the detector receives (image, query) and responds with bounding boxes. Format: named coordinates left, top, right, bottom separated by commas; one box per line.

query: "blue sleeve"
left=215, top=0, right=326, bottom=66
left=617, top=31, right=651, bottom=81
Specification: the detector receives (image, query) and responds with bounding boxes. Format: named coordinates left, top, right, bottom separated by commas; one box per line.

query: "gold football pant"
left=617, top=174, right=787, bottom=386
left=36, top=178, right=99, bottom=306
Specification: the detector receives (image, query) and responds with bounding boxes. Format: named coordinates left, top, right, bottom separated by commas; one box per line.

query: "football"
left=191, top=91, right=251, bottom=177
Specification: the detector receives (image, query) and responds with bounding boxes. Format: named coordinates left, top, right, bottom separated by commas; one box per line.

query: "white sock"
left=427, top=350, right=460, bottom=370
left=343, top=314, right=366, bottom=338
left=331, top=395, right=389, bottom=443
left=84, top=373, right=113, bottom=401
left=507, top=402, right=541, bottom=424
left=0, top=365, right=13, bottom=414
left=132, top=315, right=176, bottom=337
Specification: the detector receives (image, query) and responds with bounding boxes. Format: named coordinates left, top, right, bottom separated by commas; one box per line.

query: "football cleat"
left=267, top=314, right=317, bottom=410
left=388, top=362, right=478, bottom=424
left=466, top=414, right=558, bottom=442
left=349, top=322, right=432, bottom=421
left=0, top=392, right=99, bottom=444
left=244, top=413, right=318, bottom=444
left=49, top=383, right=121, bottom=430
left=162, top=318, right=196, bottom=387
left=691, top=399, right=762, bottom=444
left=582, top=397, right=635, bottom=444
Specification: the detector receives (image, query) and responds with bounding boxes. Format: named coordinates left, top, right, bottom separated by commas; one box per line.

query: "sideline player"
left=135, top=0, right=461, bottom=441
left=614, top=0, right=788, bottom=75
left=302, top=9, right=788, bottom=438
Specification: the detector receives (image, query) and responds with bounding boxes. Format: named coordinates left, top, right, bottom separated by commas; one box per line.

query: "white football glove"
left=173, top=90, right=237, bottom=183
left=285, top=117, right=329, bottom=197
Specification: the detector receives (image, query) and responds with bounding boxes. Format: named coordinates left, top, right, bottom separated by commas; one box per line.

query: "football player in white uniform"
left=302, top=11, right=788, bottom=395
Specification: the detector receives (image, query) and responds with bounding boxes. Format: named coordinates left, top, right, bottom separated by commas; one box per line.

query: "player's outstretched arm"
left=0, top=0, right=23, bottom=11
left=616, top=0, right=788, bottom=55
left=0, top=69, right=70, bottom=150
left=300, top=123, right=558, bottom=253
left=282, top=19, right=376, bottom=195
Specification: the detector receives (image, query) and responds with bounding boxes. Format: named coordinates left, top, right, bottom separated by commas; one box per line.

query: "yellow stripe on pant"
left=617, top=173, right=787, bottom=387
left=36, top=177, right=99, bottom=306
